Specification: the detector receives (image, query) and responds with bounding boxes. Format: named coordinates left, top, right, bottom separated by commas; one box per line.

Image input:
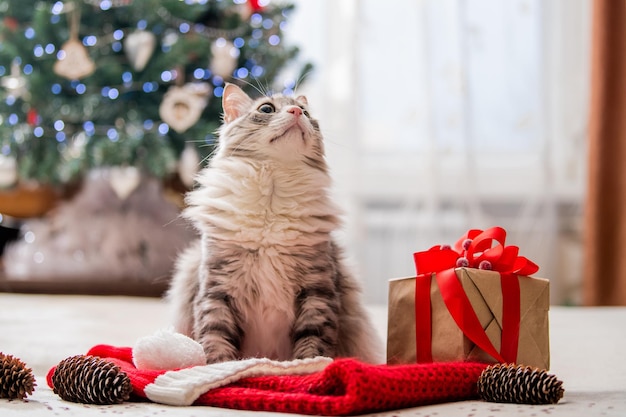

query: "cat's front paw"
left=293, top=343, right=335, bottom=360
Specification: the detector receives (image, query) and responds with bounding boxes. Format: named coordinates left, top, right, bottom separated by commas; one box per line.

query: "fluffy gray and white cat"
left=167, top=83, right=382, bottom=364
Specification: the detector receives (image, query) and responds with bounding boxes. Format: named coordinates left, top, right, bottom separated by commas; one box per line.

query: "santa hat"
left=46, top=331, right=488, bottom=415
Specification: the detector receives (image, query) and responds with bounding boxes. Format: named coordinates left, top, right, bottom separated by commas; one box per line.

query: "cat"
left=167, top=83, right=383, bottom=364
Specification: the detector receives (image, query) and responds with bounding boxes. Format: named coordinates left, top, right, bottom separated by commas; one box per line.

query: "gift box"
left=387, top=227, right=550, bottom=370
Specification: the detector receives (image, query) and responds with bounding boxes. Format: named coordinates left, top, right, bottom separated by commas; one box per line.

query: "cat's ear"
left=222, top=83, right=253, bottom=123
left=295, top=95, right=308, bottom=106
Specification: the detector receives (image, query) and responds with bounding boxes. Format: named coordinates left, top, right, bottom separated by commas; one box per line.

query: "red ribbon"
left=412, top=226, right=538, bottom=364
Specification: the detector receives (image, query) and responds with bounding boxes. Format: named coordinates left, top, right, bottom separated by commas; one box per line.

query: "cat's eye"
left=301, top=107, right=310, bottom=118
left=258, top=103, right=275, bottom=114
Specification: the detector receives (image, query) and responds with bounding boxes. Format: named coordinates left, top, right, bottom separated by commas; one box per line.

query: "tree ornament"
left=0, top=154, right=18, bottom=188
left=477, top=363, right=564, bottom=405
left=54, top=2, right=95, bottom=80
left=2, top=16, right=19, bottom=32
left=51, top=355, right=132, bottom=405
left=159, top=83, right=211, bottom=133
left=210, top=39, right=238, bottom=78
left=26, top=108, right=39, bottom=126
left=0, top=352, right=36, bottom=399
left=124, top=30, right=156, bottom=71
left=178, top=143, right=200, bottom=188
left=1, top=60, right=28, bottom=98
left=108, top=166, right=141, bottom=200
left=248, top=0, right=266, bottom=12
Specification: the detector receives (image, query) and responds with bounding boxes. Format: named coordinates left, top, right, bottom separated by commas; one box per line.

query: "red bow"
left=412, top=227, right=538, bottom=364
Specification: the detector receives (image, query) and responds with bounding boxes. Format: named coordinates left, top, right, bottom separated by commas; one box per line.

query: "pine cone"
left=0, top=352, right=36, bottom=399
left=52, top=355, right=132, bottom=405
left=477, top=363, right=564, bottom=405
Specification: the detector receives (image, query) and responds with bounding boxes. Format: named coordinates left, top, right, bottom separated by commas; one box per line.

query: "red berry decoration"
left=456, top=257, right=469, bottom=268
left=479, top=260, right=492, bottom=270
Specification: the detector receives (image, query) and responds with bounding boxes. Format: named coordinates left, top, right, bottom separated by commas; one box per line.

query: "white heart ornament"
left=159, top=84, right=210, bottom=133
left=124, top=30, right=156, bottom=72
left=109, top=166, right=141, bottom=200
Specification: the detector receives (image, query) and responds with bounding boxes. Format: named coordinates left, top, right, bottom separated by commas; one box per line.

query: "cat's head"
left=215, top=83, right=326, bottom=170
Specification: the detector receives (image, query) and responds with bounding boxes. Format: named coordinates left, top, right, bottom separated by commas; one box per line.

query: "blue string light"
left=83, top=121, right=95, bottom=135
left=250, top=14, right=262, bottom=27
left=212, top=76, right=224, bottom=87
left=83, top=36, right=97, bottom=47
left=268, top=35, right=280, bottom=46
left=34, top=45, right=44, bottom=57
left=157, top=123, right=169, bottom=135
left=179, top=22, right=190, bottom=34
left=160, top=71, right=173, bottom=82
left=107, top=128, right=119, bottom=141
left=251, top=65, right=264, bottom=77
left=51, top=2, right=63, bottom=15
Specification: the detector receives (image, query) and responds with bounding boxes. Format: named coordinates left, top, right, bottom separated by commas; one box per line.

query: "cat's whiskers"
left=293, top=70, right=313, bottom=95
left=227, top=135, right=257, bottom=159
left=234, top=77, right=271, bottom=98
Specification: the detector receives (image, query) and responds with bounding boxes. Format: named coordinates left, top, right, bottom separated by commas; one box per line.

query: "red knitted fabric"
left=47, top=345, right=488, bottom=415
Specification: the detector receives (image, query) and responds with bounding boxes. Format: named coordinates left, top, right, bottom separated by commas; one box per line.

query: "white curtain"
left=282, top=0, right=591, bottom=305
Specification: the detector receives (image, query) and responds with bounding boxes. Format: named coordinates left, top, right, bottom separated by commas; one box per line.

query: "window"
left=284, top=0, right=591, bottom=305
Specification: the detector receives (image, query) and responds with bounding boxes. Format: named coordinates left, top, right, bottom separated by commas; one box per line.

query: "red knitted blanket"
left=47, top=345, right=488, bottom=415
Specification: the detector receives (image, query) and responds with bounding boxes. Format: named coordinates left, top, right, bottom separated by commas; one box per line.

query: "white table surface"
left=0, top=293, right=624, bottom=416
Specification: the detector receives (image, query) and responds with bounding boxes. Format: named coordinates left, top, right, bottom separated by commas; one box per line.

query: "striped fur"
left=167, top=84, right=383, bottom=364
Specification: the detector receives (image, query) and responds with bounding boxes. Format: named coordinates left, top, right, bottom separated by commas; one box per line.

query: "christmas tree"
left=0, top=0, right=310, bottom=188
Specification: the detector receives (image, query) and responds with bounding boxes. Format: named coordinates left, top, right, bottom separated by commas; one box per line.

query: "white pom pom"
left=133, top=329, right=206, bottom=370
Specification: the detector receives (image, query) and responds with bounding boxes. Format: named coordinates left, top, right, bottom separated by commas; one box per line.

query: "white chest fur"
left=231, top=247, right=298, bottom=360
left=186, top=159, right=341, bottom=249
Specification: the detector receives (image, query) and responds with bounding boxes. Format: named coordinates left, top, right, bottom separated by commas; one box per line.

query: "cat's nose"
left=287, top=106, right=302, bottom=117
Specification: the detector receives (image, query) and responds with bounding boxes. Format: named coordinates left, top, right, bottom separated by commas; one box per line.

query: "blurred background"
left=283, top=0, right=591, bottom=306
left=0, top=0, right=599, bottom=305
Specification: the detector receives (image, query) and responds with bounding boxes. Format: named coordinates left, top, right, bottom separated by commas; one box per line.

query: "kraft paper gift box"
left=386, top=227, right=550, bottom=370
